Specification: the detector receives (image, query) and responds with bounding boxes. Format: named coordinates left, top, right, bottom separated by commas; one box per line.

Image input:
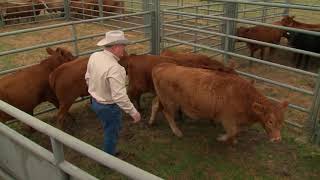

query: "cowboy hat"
left=97, top=30, right=130, bottom=47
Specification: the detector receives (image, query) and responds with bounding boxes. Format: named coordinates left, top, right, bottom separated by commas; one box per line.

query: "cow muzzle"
left=269, top=130, right=281, bottom=142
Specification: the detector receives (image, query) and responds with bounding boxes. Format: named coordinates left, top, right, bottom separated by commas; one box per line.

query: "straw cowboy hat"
left=97, top=30, right=130, bottom=47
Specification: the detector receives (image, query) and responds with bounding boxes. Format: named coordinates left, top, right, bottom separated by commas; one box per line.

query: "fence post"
left=262, top=0, right=270, bottom=23
left=70, top=24, right=79, bottom=56
left=143, top=0, right=151, bottom=37
left=151, top=0, right=160, bottom=55
left=283, top=0, right=290, bottom=16
left=0, top=13, right=4, bottom=27
left=193, top=6, right=199, bottom=53
left=310, top=70, right=320, bottom=144
left=64, top=0, right=70, bottom=20
left=50, top=138, right=68, bottom=180
left=98, top=0, right=103, bottom=18
left=222, top=2, right=238, bottom=63
left=31, top=0, right=37, bottom=22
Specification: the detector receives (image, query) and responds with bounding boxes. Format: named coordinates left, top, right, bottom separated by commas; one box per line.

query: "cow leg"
left=149, top=96, right=160, bottom=125
left=162, top=108, right=183, bottom=137
left=260, top=47, right=265, bottom=60
left=128, top=86, right=141, bottom=110
left=217, top=119, right=238, bottom=144
left=296, top=54, right=303, bottom=68
left=303, top=55, right=310, bottom=70
left=56, top=103, right=73, bottom=129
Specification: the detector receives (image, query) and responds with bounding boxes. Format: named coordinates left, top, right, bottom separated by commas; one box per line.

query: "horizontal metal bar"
left=0, top=101, right=163, bottom=180
left=165, top=3, right=224, bottom=11
left=59, top=162, right=98, bottom=180
left=163, top=37, right=317, bottom=94
left=267, top=96, right=309, bottom=113
left=210, top=0, right=320, bottom=11
left=78, top=38, right=151, bottom=56
left=0, top=38, right=73, bottom=56
left=164, top=34, right=317, bottom=78
left=163, top=23, right=320, bottom=76
left=0, top=24, right=149, bottom=58
left=0, top=11, right=151, bottom=37
left=0, top=168, right=15, bottom=180
left=0, top=123, right=98, bottom=180
left=238, top=71, right=313, bottom=96
left=163, top=10, right=320, bottom=36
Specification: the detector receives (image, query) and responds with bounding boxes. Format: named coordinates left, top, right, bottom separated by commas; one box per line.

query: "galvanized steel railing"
left=0, top=100, right=163, bottom=180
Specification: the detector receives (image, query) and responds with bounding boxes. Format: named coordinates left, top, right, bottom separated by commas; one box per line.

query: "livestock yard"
left=1, top=0, right=320, bottom=179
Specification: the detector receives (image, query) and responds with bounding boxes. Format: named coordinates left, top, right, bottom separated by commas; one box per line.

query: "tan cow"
left=150, top=63, right=288, bottom=143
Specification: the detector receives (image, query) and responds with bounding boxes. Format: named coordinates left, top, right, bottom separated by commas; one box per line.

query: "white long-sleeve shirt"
left=85, top=50, right=137, bottom=116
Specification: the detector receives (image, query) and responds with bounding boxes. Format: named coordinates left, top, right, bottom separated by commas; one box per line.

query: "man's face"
left=112, top=44, right=126, bottom=59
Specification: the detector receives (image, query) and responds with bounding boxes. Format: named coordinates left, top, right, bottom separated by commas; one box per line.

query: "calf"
left=0, top=47, right=76, bottom=123
left=49, top=57, right=89, bottom=128
left=150, top=63, right=288, bottom=143
left=281, top=16, right=320, bottom=31
left=285, top=31, right=320, bottom=69
left=236, top=25, right=285, bottom=60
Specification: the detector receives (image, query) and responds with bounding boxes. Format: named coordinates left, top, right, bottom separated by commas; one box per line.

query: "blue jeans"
left=91, top=98, right=122, bottom=155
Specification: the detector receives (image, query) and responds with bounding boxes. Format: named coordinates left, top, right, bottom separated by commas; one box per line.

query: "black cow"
left=285, top=31, right=320, bottom=70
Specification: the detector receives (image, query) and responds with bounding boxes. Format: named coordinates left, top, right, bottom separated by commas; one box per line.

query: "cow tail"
left=48, top=72, right=57, bottom=92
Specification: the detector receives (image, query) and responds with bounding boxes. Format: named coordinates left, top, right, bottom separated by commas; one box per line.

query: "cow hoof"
left=174, top=131, right=183, bottom=138
left=217, top=134, right=228, bottom=142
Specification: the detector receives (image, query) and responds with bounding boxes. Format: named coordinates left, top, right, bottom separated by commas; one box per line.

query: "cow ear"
left=46, top=47, right=55, bottom=55
left=252, top=102, right=265, bottom=116
left=280, top=101, right=289, bottom=109
left=249, top=79, right=256, bottom=85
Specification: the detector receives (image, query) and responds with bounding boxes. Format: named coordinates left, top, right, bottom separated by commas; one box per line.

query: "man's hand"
left=131, top=111, right=141, bottom=123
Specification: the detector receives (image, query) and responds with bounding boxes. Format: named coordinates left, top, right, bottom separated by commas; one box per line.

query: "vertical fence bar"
left=222, top=2, right=238, bottom=63
left=283, top=0, right=290, bottom=16
left=143, top=0, right=151, bottom=37
left=98, top=0, right=103, bottom=18
left=64, top=0, right=70, bottom=20
left=160, top=8, right=165, bottom=51
left=32, top=0, right=37, bottom=22
left=310, top=70, right=320, bottom=144
left=193, top=6, right=199, bottom=53
left=151, top=0, right=160, bottom=55
left=70, top=24, right=79, bottom=56
left=50, top=138, right=68, bottom=180
left=0, top=12, right=4, bottom=27
left=262, top=0, right=269, bottom=22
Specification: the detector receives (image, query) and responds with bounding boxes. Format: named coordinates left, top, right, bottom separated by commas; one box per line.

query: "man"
left=85, top=30, right=141, bottom=156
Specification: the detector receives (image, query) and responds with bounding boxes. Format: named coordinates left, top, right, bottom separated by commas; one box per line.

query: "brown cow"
left=70, top=0, right=124, bottom=19
left=49, top=57, right=89, bottom=128
left=126, top=53, right=236, bottom=109
left=150, top=63, right=288, bottom=143
left=280, top=15, right=320, bottom=31
left=0, top=47, right=76, bottom=123
left=48, top=53, right=234, bottom=127
left=1, top=0, right=46, bottom=24
left=236, top=25, right=285, bottom=60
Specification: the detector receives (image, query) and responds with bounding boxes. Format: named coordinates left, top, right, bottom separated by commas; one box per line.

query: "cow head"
left=235, top=27, right=250, bottom=42
left=252, top=100, right=288, bottom=142
left=160, top=49, right=175, bottom=57
left=280, top=15, right=295, bottom=27
left=46, top=47, right=76, bottom=63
